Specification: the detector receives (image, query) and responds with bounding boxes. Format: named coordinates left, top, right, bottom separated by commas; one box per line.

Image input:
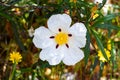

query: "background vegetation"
left=0, top=0, right=120, bottom=80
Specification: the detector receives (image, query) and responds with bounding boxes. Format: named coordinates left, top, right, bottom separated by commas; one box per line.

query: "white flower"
left=33, top=14, right=87, bottom=65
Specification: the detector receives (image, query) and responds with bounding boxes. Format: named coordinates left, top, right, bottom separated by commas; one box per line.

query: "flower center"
left=55, top=32, right=68, bottom=45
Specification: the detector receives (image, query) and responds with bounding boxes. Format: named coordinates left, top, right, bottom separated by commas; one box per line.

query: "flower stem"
left=9, top=63, right=16, bottom=80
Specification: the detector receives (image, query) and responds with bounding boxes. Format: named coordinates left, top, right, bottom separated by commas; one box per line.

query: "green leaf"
left=90, top=56, right=99, bottom=73
left=94, top=23, right=120, bottom=30
left=92, top=29, right=108, bottom=61
left=99, top=62, right=104, bottom=77
left=84, top=31, right=90, bottom=66
left=102, top=0, right=107, bottom=4
left=98, top=0, right=107, bottom=9
left=8, top=0, right=21, bottom=5
left=20, top=68, right=31, bottom=73
left=110, top=40, right=118, bottom=70
left=0, top=12, right=12, bottom=20
left=11, top=22, right=26, bottom=52
left=32, top=60, right=51, bottom=69
left=93, top=13, right=120, bottom=26
left=0, top=12, right=26, bottom=52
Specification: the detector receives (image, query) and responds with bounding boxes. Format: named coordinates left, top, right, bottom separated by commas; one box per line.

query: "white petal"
left=40, top=47, right=55, bottom=61
left=68, top=36, right=86, bottom=48
left=63, top=47, right=84, bottom=65
left=47, top=14, right=72, bottom=33
left=33, top=26, right=55, bottom=48
left=68, top=23, right=87, bottom=48
left=69, top=23, right=87, bottom=37
left=47, top=55, right=62, bottom=65
left=40, top=46, right=64, bottom=65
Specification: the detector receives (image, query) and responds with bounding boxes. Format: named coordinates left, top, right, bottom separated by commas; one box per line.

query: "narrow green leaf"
left=99, top=62, right=104, bottom=77
left=11, top=22, right=26, bottom=52
left=94, top=23, right=120, bottom=30
left=98, top=0, right=106, bottom=9
left=92, top=30, right=108, bottom=60
left=20, top=68, right=31, bottom=73
left=84, top=31, right=90, bottom=66
left=0, top=12, right=26, bottom=52
left=8, top=0, right=21, bottom=5
left=111, top=40, right=117, bottom=70
left=93, top=13, right=120, bottom=26
left=0, top=12, right=12, bottom=20
left=32, top=60, right=51, bottom=69
left=102, top=0, right=107, bottom=4
left=111, top=41, right=115, bottom=62
left=90, top=56, right=99, bottom=73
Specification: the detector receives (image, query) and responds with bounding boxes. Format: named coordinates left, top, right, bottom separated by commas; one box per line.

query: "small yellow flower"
left=93, top=13, right=99, bottom=20
left=9, top=51, right=22, bottom=64
left=107, top=40, right=111, bottom=50
left=98, top=49, right=111, bottom=62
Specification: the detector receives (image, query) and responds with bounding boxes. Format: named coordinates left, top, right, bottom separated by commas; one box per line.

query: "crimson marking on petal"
left=56, top=44, right=59, bottom=49
left=68, top=34, right=72, bottom=37
left=58, top=28, right=62, bottom=32
left=50, top=36, right=55, bottom=39
left=66, top=44, right=69, bottom=48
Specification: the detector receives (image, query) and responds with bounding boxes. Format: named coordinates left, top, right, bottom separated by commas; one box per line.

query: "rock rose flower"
left=33, top=14, right=87, bottom=65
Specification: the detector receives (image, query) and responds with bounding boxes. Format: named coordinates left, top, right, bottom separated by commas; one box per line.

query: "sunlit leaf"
left=94, top=23, right=120, bottom=30
left=93, top=13, right=120, bottom=26
left=92, top=29, right=108, bottom=60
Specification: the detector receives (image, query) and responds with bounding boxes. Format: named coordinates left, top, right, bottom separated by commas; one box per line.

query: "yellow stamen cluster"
left=98, top=49, right=111, bottom=62
left=9, top=51, right=22, bottom=64
left=55, top=32, right=68, bottom=45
